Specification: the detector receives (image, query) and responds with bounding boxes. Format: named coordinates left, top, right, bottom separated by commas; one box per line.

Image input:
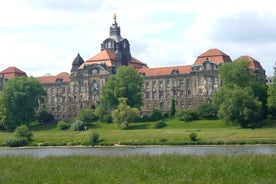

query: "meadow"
left=0, top=154, right=275, bottom=183
left=0, top=118, right=275, bottom=146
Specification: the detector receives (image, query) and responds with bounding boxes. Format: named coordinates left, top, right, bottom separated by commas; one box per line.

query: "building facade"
left=0, top=17, right=266, bottom=121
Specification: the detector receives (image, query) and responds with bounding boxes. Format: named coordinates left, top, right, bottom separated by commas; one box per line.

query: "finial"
left=113, top=13, right=117, bottom=25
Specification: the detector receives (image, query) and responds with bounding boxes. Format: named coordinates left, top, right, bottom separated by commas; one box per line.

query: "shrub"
left=150, top=109, right=162, bottom=121
left=37, top=109, right=54, bottom=123
left=159, top=137, right=167, bottom=143
left=71, top=120, right=85, bottom=131
left=5, top=138, right=29, bottom=147
left=189, top=132, right=197, bottom=141
left=100, top=114, right=113, bottom=123
left=89, top=132, right=100, bottom=145
left=77, top=108, right=97, bottom=124
left=15, top=125, right=33, bottom=141
left=197, top=103, right=217, bottom=119
left=57, top=121, right=69, bottom=130
left=153, top=121, right=167, bottom=129
left=176, top=109, right=199, bottom=122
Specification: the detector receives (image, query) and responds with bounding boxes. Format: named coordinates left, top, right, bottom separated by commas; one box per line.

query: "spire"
left=110, top=13, right=121, bottom=38
left=113, top=13, right=117, bottom=25
left=71, top=53, right=84, bottom=72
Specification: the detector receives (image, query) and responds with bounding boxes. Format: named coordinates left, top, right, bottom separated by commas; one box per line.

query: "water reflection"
left=0, top=145, right=275, bottom=158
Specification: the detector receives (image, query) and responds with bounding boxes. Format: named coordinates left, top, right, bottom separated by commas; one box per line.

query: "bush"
left=57, top=121, right=69, bottom=130
left=15, top=125, right=33, bottom=141
left=100, top=114, right=112, bottom=123
left=89, top=132, right=100, bottom=145
left=77, top=108, right=97, bottom=124
left=150, top=109, right=162, bottom=121
left=71, top=120, right=85, bottom=131
left=153, top=121, right=167, bottom=129
left=37, top=109, right=54, bottom=123
left=197, top=103, right=217, bottom=119
left=176, top=109, right=199, bottom=122
left=189, top=132, right=197, bottom=141
left=5, top=138, right=29, bottom=147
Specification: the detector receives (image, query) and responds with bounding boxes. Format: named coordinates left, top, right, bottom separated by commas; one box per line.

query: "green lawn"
left=0, top=119, right=276, bottom=146
left=0, top=154, right=275, bottom=184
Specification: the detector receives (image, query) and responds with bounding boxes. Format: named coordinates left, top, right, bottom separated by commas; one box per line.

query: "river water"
left=0, top=145, right=275, bottom=158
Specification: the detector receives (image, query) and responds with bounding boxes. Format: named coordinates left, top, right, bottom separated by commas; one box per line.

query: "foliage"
left=176, top=109, right=199, bottom=122
left=112, top=98, right=139, bottom=129
left=189, top=132, right=197, bottom=141
left=57, top=121, right=69, bottom=130
left=15, top=124, right=33, bottom=141
left=37, top=109, right=54, bottom=123
left=170, top=98, right=176, bottom=117
left=71, top=120, right=85, bottom=131
left=4, top=138, right=29, bottom=147
left=197, top=103, right=217, bottom=119
left=213, top=60, right=266, bottom=128
left=0, top=77, right=46, bottom=130
left=153, top=121, right=167, bottom=129
left=214, top=87, right=263, bottom=128
left=150, top=109, right=162, bottom=121
left=89, top=132, right=100, bottom=145
left=77, top=108, right=97, bottom=124
left=100, top=66, right=143, bottom=110
left=267, top=65, right=276, bottom=114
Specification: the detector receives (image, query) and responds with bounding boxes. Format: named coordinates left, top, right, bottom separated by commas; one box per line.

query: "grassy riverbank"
left=0, top=154, right=275, bottom=183
left=1, top=119, right=276, bottom=146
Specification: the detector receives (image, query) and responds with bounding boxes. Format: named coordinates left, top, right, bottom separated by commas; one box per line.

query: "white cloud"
left=0, top=0, right=275, bottom=76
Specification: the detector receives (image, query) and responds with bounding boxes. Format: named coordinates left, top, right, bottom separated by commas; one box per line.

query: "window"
left=159, top=81, right=163, bottom=88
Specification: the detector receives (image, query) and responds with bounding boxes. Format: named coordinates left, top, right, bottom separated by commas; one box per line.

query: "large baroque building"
left=0, top=16, right=266, bottom=121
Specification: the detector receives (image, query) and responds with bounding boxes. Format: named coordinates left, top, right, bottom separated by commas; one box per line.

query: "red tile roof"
left=79, top=49, right=147, bottom=69
left=36, top=72, right=70, bottom=84
left=0, top=66, right=27, bottom=79
left=137, top=65, right=192, bottom=77
left=194, top=48, right=232, bottom=65
left=234, top=55, right=264, bottom=70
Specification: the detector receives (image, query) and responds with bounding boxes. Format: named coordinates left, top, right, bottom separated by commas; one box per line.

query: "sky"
left=0, top=0, right=275, bottom=77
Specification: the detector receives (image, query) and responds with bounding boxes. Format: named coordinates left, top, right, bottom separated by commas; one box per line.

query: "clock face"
left=91, top=68, right=98, bottom=74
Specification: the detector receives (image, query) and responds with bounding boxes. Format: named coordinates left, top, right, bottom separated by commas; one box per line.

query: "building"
left=0, top=16, right=266, bottom=121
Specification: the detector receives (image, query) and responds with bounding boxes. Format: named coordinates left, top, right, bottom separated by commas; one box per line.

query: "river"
left=0, top=145, right=275, bottom=158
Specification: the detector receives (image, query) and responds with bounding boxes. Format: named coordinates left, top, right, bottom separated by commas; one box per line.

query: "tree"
left=37, top=109, right=54, bottom=123
left=213, top=60, right=265, bottom=127
left=99, top=66, right=143, bottom=110
left=170, top=98, right=176, bottom=117
left=0, top=77, right=46, bottom=130
left=77, top=108, right=97, bottom=124
left=214, top=87, right=262, bottom=128
left=267, top=64, right=276, bottom=114
left=197, top=103, right=217, bottom=119
left=111, top=98, right=139, bottom=129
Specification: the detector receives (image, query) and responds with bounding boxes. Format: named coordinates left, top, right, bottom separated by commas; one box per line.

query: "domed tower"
left=101, top=14, right=132, bottom=68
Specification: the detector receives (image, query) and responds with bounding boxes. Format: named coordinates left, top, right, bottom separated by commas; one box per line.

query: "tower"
left=101, top=14, right=132, bottom=68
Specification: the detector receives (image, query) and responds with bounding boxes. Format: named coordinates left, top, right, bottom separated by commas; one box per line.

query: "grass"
left=0, top=119, right=276, bottom=146
left=0, top=154, right=275, bottom=183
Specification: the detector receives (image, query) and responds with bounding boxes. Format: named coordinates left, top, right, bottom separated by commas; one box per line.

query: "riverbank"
left=1, top=119, right=276, bottom=147
left=0, top=154, right=275, bottom=183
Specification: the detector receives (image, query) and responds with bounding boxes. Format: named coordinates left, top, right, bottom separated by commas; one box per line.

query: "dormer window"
left=172, top=69, right=179, bottom=75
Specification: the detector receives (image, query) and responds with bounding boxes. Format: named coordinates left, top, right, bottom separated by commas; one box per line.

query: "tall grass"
left=0, top=154, right=275, bottom=183
left=1, top=119, right=276, bottom=146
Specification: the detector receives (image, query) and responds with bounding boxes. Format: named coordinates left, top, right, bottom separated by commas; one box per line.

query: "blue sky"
left=0, top=0, right=275, bottom=76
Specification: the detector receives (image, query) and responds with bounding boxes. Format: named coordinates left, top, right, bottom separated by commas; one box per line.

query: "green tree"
left=0, top=77, right=46, bottom=130
left=267, top=65, right=276, bottom=114
left=214, top=87, right=262, bottom=128
left=77, top=108, right=97, bottom=124
left=170, top=98, right=176, bottom=117
left=197, top=103, right=217, bottom=119
left=213, top=60, right=265, bottom=127
left=111, top=98, right=139, bottom=129
left=99, top=66, right=143, bottom=110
